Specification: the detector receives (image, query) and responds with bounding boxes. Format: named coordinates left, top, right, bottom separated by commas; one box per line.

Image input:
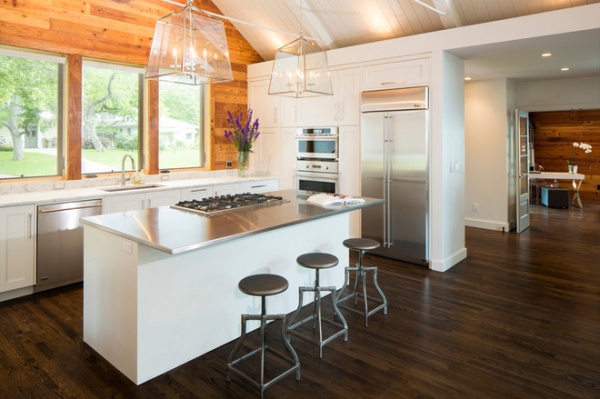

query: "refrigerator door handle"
left=383, top=115, right=392, bottom=248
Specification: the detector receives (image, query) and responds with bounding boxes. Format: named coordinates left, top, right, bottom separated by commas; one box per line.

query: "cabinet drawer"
left=362, top=58, right=429, bottom=90
left=240, top=179, right=278, bottom=193
left=181, top=186, right=214, bottom=201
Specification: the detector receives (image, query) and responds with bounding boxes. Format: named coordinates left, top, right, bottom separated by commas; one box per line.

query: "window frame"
left=0, top=46, right=66, bottom=180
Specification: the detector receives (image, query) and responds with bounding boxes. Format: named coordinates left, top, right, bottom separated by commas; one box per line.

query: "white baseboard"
left=465, top=217, right=510, bottom=232
left=429, top=247, right=468, bottom=272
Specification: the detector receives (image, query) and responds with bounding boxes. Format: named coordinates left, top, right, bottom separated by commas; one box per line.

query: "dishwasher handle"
left=38, top=204, right=103, bottom=213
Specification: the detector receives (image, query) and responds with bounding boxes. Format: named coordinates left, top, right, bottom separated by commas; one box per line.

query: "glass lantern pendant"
left=268, top=35, right=333, bottom=97
left=146, top=1, right=233, bottom=85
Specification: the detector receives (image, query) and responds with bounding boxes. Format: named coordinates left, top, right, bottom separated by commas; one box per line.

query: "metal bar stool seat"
left=337, top=238, right=388, bottom=327
left=287, top=252, right=348, bottom=358
left=227, top=274, right=300, bottom=399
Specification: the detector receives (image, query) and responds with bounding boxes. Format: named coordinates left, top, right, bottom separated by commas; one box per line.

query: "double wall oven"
left=296, top=127, right=339, bottom=194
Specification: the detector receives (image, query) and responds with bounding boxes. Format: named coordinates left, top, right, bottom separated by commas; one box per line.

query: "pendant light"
left=268, top=1, right=332, bottom=97
left=146, top=0, right=233, bottom=85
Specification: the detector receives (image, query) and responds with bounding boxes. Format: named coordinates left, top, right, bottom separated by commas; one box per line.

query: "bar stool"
left=337, top=238, right=388, bottom=327
left=287, top=252, right=348, bottom=358
left=227, top=274, right=300, bottom=399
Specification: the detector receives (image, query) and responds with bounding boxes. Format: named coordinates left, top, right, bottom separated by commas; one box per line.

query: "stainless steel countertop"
left=80, top=190, right=384, bottom=254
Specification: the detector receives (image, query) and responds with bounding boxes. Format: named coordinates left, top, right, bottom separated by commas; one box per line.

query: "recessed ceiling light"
left=561, top=67, right=570, bottom=71
left=464, top=76, right=472, bottom=81
left=541, top=52, right=552, bottom=57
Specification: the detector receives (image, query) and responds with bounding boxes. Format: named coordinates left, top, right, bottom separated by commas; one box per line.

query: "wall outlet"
left=472, top=202, right=479, bottom=212
left=160, top=174, right=169, bottom=181
left=226, top=160, right=233, bottom=168
left=53, top=181, right=65, bottom=190
left=597, top=184, right=600, bottom=190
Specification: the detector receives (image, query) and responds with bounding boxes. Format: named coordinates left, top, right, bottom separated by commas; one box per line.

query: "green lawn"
left=0, top=148, right=202, bottom=178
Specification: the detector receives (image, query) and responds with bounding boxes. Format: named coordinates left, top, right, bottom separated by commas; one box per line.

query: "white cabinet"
left=103, top=189, right=182, bottom=213
left=181, top=185, right=214, bottom=201
left=300, top=67, right=360, bottom=127
left=213, top=183, right=240, bottom=196
left=147, top=189, right=182, bottom=208
left=278, top=128, right=298, bottom=190
left=240, top=178, right=278, bottom=193
left=338, top=126, right=361, bottom=237
left=248, top=79, right=299, bottom=128
left=362, top=58, right=429, bottom=91
left=249, top=128, right=280, bottom=177
left=0, top=205, right=35, bottom=292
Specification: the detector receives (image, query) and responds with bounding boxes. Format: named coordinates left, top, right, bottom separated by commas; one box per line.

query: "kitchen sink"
left=100, top=184, right=164, bottom=192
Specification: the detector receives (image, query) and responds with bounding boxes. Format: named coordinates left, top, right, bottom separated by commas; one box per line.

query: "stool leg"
left=372, top=267, right=388, bottom=316
left=227, top=314, right=249, bottom=381
left=259, top=298, right=267, bottom=397
left=280, top=315, right=301, bottom=380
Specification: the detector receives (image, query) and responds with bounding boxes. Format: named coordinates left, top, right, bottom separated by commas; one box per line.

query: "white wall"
left=516, top=76, right=600, bottom=111
left=465, top=79, right=510, bottom=231
left=429, top=50, right=467, bottom=271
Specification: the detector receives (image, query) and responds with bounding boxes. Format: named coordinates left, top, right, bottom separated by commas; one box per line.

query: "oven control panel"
left=296, top=160, right=339, bottom=173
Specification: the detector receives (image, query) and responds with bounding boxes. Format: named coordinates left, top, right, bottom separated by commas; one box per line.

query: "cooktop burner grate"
left=171, top=193, right=287, bottom=216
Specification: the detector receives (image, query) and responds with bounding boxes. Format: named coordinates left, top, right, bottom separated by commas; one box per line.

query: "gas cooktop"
left=171, top=193, right=287, bottom=216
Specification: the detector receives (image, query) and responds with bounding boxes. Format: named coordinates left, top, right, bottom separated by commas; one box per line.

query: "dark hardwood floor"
left=1, top=204, right=599, bottom=399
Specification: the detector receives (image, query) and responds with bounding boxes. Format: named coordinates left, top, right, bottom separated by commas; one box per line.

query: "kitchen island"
left=80, top=190, right=383, bottom=385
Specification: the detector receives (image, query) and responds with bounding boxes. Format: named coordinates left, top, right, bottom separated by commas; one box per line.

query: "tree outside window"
left=81, top=61, right=143, bottom=175
left=0, top=49, right=63, bottom=179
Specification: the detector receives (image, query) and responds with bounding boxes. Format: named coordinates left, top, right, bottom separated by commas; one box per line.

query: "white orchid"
left=568, top=142, right=593, bottom=165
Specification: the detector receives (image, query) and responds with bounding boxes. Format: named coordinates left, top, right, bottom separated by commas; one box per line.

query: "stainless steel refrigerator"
left=360, top=86, right=429, bottom=265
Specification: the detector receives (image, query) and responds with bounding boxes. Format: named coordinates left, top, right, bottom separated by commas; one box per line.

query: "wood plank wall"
left=531, top=110, right=600, bottom=203
left=0, top=0, right=263, bottom=174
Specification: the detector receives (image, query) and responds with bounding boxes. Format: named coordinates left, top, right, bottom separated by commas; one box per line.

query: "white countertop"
left=0, top=175, right=275, bottom=208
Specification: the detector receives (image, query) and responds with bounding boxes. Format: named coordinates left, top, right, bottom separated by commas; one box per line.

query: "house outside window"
left=158, top=81, right=205, bottom=170
left=0, top=47, right=64, bottom=179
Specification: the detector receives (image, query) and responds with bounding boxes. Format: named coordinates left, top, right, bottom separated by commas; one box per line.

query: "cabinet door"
left=338, top=126, right=361, bottom=237
left=249, top=80, right=280, bottom=128
left=336, top=68, right=361, bottom=125
left=278, top=128, right=298, bottom=190
left=299, top=70, right=338, bottom=126
left=214, top=183, right=240, bottom=196
left=299, top=67, right=360, bottom=126
left=103, top=192, right=145, bottom=213
left=362, top=58, right=430, bottom=91
left=181, top=186, right=214, bottom=201
left=0, top=205, right=35, bottom=292
left=250, top=128, right=279, bottom=177
left=146, top=189, right=181, bottom=208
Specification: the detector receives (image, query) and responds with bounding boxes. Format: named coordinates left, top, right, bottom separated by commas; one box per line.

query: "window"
left=158, top=81, right=205, bottom=170
left=81, top=61, right=143, bottom=175
left=0, top=47, right=64, bottom=179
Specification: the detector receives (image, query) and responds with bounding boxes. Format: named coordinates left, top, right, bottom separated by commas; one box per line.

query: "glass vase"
left=237, top=150, right=250, bottom=177
left=568, top=164, right=578, bottom=174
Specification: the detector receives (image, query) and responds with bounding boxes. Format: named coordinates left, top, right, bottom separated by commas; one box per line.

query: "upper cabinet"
left=362, top=58, right=429, bottom=91
left=248, top=80, right=299, bottom=128
left=300, top=67, right=360, bottom=127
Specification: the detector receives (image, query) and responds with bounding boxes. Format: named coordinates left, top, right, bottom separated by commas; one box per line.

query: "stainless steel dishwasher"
left=36, top=199, right=103, bottom=292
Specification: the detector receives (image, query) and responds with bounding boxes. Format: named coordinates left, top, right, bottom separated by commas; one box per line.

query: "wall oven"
left=296, top=160, right=339, bottom=194
left=296, top=127, right=339, bottom=160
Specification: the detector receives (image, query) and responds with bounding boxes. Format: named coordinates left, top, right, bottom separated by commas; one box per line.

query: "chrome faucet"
left=120, top=154, right=136, bottom=186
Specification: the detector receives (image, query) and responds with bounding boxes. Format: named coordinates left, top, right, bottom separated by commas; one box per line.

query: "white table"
left=529, top=172, right=585, bottom=208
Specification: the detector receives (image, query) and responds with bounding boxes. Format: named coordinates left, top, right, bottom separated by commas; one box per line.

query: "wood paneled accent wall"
left=531, top=110, right=600, bottom=203
left=0, top=0, right=263, bottom=175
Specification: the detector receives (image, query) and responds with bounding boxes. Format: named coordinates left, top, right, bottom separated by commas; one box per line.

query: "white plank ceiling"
left=209, top=0, right=600, bottom=80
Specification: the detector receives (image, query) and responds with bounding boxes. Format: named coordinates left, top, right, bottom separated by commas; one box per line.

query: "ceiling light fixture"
left=146, top=0, right=233, bottom=85
left=268, top=0, right=333, bottom=97
left=561, top=67, right=570, bottom=71
left=541, top=52, right=552, bottom=57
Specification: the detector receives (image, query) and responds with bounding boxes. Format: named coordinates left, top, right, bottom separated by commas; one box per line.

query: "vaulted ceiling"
left=210, top=0, right=600, bottom=81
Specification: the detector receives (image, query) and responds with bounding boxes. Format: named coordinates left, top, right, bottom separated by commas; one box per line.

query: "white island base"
left=83, top=213, right=349, bottom=385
